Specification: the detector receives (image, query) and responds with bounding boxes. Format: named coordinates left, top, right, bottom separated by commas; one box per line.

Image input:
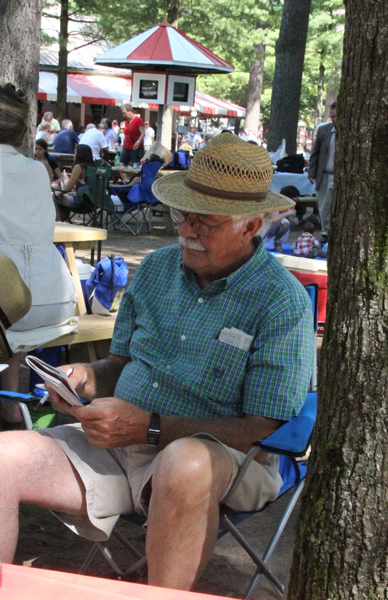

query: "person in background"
left=52, top=144, right=96, bottom=219
left=53, top=119, right=79, bottom=154
left=101, top=117, right=118, bottom=150
left=36, top=111, right=60, bottom=135
left=112, top=119, right=120, bottom=135
left=308, top=101, right=337, bottom=243
left=0, top=84, right=77, bottom=427
left=279, top=184, right=306, bottom=225
left=80, top=123, right=109, bottom=164
left=35, top=138, right=61, bottom=181
left=120, top=103, right=145, bottom=166
left=262, top=186, right=298, bottom=252
left=119, top=121, right=126, bottom=148
left=143, top=120, right=155, bottom=152
left=36, top=122, right=51, bottom=142
left=238, top=127, right=249, bottom=141
left=199, top=132, right=214, bottom=149
left=294, top=222, right=325, bottom=258
left=76, top=125, right=85, bottom=140
left=184, top=124, right=202, bottom=151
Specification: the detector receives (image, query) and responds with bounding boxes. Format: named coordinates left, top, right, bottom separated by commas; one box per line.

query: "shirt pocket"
left=195, top=340, right=250, bottom=404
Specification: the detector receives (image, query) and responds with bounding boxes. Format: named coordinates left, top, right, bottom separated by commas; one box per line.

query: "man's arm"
left=308, top=128, right=322, bottom=182
left=68, top=398, right=281, bottom=459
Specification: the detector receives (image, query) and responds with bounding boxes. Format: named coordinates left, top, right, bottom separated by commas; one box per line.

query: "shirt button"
left=166, top=365, right=171, bottom=370
left=198, top=297, right=204, bottom=304
left=181, top=335, right=186, bottom=341
left=152, top=382, right=159, bottom=389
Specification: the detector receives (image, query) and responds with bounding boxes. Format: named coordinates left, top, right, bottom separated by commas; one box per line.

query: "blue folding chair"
left=165, top=150, right=191, bottom=170
left=108, top=161, right=163, bottom=235
left=79, top=392, right=317, bottom=597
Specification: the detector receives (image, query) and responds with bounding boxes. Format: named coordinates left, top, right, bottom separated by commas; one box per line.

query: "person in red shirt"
left=120, top=103, right=145, bottom=167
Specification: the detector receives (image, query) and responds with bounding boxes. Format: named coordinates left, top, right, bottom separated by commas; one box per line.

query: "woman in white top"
left=0, top=84, right=77, bottom=427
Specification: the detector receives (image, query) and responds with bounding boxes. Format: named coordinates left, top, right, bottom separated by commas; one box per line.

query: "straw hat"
left=152, top=134, right=295, bottom=215
left=0, top=254, right=32, bottom=358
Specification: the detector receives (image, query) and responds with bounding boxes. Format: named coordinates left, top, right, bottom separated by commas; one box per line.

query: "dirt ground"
left=13, top=214, right=317, bottom=599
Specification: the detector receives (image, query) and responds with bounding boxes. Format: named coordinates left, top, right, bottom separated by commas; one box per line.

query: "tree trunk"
left=167, top=0, right=179, bottom=27
left=57, top=0, right=69, bottom=123
left=0, top=0, right=42, bottom=157
left=267, top=0, right=312, bottom=154
left=244, top=43, right=266, bottom=139
left=289, top=1, right=388, bottom=598
left=313, top=59, right=325, bottom=139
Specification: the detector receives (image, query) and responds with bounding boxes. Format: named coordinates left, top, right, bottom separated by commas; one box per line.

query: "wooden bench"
left=41, top=313, right=117, bottom=362
left=153, top=203, right=177, bottom=235
left=297, top=195, right=317, bottom=208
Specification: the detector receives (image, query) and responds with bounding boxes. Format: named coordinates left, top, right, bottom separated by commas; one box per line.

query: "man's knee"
left=152, top=438, right=232, bottom=502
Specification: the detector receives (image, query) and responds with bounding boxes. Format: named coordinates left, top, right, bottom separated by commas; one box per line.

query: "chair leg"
left=221, top=480, right=306, bottom=599
left=78, top=530, right=147, bottom=578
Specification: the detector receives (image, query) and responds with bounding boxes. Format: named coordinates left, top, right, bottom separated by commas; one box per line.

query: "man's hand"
left=46, top=363, right=92, bottom=416
left=69, top=398, right=150, bottom=448
left=308, top=176, right=315, bottom=184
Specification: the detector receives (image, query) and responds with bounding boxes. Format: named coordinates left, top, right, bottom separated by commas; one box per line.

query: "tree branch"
left=69, top=38, right=106, bottom=52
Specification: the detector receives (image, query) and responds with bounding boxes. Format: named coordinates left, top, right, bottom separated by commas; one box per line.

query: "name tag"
left=218, top=327, right=253, bottom=352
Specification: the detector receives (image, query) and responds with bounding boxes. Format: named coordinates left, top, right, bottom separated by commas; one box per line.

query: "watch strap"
left=146, top=412, right=161, bottom=447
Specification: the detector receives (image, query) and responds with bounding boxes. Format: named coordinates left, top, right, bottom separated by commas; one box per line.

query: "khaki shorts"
left=43, top=423, right=282, bottom=542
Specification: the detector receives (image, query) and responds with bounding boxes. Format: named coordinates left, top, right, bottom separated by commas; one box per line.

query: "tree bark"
left=0, top=0, right=42, bottom=157
left=313, top=59, right=325, bottom=139
left=289, top=1, right=388, bottom=598
left=167, top=0, right=179, bottom=27
left=267, top=0, right=312, bottom=154
left=57, top=0, right=69, bottom=123
left=244, top=43, right=266, bottom=139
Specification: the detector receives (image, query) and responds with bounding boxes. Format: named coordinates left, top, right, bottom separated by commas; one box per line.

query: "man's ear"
left=244, top=216, right=263, bottom=240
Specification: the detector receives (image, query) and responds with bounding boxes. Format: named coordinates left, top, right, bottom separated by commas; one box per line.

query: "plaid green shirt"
left=111, top=241, right=314, bottom=421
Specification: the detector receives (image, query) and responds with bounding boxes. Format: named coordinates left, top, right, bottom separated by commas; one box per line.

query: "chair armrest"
left=254, top=392, right=317, bottom=457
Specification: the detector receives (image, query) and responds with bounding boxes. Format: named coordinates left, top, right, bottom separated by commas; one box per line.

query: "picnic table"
left=1, top=564, right=231, bottom=600
left=50, top=152, right=74, bottom=171
left=270, top=171, right=315, bottom=195
left=54, top=222, right=107, bottom=316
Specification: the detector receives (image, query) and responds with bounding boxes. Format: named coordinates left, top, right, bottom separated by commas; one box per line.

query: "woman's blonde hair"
left=0, top=84, right=29, bottom=147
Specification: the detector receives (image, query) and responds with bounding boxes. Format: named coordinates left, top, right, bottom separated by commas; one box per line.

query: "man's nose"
left=178, top=218, right=198, bottom=236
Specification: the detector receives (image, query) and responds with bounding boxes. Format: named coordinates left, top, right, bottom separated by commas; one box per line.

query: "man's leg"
left=0, top=430, right=87, bottom=562
left=317, top=173, right=334, bottom=237
left=146, top=437, right=233, bottom=590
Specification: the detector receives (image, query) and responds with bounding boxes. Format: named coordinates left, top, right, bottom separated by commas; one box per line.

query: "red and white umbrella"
left=95, top=22, right=234, bottom=75
left=38, top=72, right=246, bottom=117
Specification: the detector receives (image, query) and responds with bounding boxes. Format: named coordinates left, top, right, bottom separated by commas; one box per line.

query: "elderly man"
left=0, top=135, right=314, bottom=591
left=184, top=124, right=202, bottom=151
left=53, top=119, right=79, bottom=154
left=308, top=101, right=337, bottom=242
left=80, top=123, right=109, bottom=163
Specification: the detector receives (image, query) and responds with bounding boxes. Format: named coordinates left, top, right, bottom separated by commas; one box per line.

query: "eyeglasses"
left=170, top=209, right=233, bottom=237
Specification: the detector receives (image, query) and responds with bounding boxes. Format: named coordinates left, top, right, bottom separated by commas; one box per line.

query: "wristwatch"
left=146, top=412, right=161, bottom=447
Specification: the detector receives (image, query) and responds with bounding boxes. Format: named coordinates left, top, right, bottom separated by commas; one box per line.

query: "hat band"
left=184, top=176, right=268, bottom=202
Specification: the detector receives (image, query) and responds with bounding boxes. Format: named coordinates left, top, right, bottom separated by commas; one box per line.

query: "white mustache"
left=178, top=236, right=206, bottom=251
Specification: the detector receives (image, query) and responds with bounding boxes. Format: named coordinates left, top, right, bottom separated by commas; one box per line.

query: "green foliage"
left=302, top=0, right=344, bottom=120
left=42, top=0, right=345, bottom=124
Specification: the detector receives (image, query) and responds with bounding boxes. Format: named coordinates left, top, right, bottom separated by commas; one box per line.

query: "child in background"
left=262, top=185, right=298, bottom=252
left=294, top=222, right=325, bottom=258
